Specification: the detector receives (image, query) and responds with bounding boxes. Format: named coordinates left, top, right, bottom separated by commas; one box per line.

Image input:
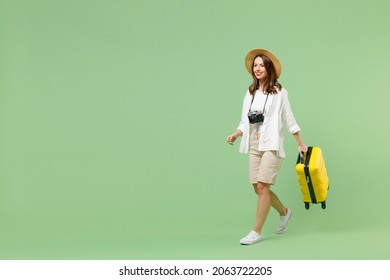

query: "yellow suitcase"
left=295, top=146, right=329, bottom=209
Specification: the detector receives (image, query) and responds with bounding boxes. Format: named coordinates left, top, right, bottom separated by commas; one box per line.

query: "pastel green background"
left=1, top=0, right=389, bottom=260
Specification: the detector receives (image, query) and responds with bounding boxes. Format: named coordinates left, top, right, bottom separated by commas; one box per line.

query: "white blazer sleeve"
left=281, top=89, right=301, bottom=134
left=237, top=91, right=251, bottom=154
left=237, top=91, right=250, bottom=133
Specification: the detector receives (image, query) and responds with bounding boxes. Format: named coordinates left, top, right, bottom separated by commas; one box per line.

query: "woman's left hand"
left=298, top=144, right=308, bottom=156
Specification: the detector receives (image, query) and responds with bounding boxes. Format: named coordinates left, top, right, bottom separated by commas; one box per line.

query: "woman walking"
left=226, top=48, right=307, bottom=245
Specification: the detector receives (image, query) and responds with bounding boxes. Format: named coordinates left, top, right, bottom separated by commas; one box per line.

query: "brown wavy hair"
left=249, top=54, right=282, bottom=95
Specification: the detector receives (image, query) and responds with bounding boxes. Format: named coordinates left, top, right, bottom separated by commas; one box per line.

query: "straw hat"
left=245, top=48, right=282, bottom=78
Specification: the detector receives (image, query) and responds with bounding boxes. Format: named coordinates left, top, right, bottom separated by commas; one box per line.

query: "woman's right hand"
left=226, top=134, right=237, bottom=145
left=226, top=130, right=242, bottom=145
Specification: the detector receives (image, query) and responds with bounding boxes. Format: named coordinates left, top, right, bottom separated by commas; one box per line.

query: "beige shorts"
left=249, top=131, right=283, bottom=185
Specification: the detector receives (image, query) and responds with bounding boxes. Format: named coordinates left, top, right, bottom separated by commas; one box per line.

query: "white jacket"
left=237, top=88, right=301, bottom=158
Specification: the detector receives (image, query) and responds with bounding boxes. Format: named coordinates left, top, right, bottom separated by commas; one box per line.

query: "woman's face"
left=253, top=56, right=267, bottom=81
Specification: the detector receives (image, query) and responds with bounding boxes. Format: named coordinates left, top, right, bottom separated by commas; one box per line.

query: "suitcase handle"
left=299, top=152, right=304, bottom=164
left=297, top=147, right=313, bottom=165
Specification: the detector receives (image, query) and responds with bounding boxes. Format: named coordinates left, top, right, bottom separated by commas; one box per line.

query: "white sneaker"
left=240, top=230, right=263, bottom=245
left=276, top=208, right=292, bottom=233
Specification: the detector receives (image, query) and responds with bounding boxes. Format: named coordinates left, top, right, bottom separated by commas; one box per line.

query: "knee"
left=256, top=182, right=270, bottom=196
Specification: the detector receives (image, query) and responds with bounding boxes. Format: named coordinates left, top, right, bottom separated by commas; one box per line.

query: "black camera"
left=248, top=111, right=264, bottom=124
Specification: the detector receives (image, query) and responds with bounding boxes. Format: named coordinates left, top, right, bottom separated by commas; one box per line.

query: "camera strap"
left=249, top=91, right=270, bottom=113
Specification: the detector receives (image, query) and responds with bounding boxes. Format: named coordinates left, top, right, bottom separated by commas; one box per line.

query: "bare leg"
left=270, top=191, right=288, bottom=216
left=253, top=181, right=271, bottom=234
left=252, top=184, right=287, bottom=217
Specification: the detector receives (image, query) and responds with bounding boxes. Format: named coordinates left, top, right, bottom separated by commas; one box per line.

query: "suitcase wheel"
left=304, top=202, right=310, bottom=210
left=321, top=201, right=326, bottom=209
